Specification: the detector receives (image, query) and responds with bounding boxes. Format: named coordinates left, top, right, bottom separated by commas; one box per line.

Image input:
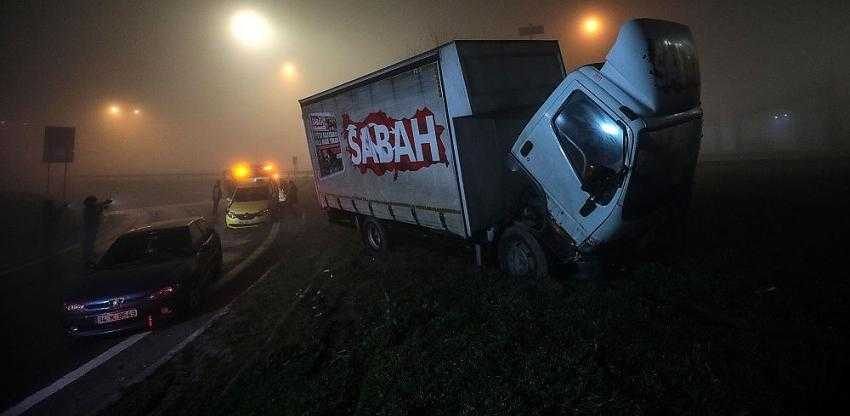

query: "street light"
left=581, top=15, right=602, bottom=37
left=230, top=10, right=272, bottom=49
left=108, top=104, right=122, bottom=116
left=133, top=108, right=141, bottom=116
left=280, top=61, right=297, bottom=81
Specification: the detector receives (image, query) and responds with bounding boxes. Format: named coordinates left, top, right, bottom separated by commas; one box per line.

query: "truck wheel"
left=498, top=224, right=548, bottom=280
left=361, top=217, right=390, bottom=252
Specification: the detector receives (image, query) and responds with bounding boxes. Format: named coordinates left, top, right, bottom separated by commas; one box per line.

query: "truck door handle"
left=520, top=140, right=534, bottom=157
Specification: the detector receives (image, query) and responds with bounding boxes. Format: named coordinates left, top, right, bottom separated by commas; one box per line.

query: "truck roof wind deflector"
left=601, top=18, right=701, bottom=118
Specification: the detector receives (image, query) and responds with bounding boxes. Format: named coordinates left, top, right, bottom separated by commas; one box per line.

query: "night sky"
left=2, top=0, right=848, bottom=175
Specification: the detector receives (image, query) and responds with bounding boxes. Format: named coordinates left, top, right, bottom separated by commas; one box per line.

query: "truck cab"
left=505, top=19, right=702, bottom=275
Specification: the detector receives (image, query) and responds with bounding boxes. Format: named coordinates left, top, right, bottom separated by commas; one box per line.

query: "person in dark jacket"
left=287, top=179, right=298, bottom=205
left=82, top=195, right=111, bottom=265
left=212, top=180, right=223, bottom=216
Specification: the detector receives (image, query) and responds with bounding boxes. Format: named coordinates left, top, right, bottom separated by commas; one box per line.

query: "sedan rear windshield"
left=100, top=228, right=192, bottom=267
left=233, top=186, right=269, bottom=202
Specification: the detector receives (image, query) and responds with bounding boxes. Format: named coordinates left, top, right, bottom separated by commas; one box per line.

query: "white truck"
left=299, top=19, right=702, bottom=278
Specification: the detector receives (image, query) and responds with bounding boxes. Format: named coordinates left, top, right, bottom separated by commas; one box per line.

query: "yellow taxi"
left=225, top=181, right=273, bottom=228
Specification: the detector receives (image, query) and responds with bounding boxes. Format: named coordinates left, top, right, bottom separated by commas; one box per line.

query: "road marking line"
left=1, top=218, right=281, bottom=415
left=107, top=200, right=207, bottom=216
left=92, top=258, right=286, bottom=416
left=129, top=307, right=231, bottom=384
left=214, top=222, right=280, bottom=288
left=1, top=332, right=149, bottom=416
left=143, top=254, right=285, bottom=384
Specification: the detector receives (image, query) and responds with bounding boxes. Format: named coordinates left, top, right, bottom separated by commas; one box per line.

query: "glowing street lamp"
left=280, top=62, right=297, bottom=81
left=581, top=15, right=602, bottom=37
left=230, top=10, right=273, bottom=50
left=133, top=108, right=141, bottom=116
left=108, top=104, right=122, bottom=116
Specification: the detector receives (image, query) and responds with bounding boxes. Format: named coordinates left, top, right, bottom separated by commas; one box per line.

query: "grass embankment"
left=106, top=160, right=850, bottom=415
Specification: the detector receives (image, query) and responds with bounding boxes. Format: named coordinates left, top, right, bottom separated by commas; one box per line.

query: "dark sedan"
left=63, top=217, right=222, bottom=336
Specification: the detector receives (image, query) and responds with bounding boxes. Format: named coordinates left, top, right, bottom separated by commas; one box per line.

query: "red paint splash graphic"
left=342, top=108, right=447, bottom=178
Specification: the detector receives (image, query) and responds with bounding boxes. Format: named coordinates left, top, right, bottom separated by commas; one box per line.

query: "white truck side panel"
left=303, top=60, right=467, bottom=237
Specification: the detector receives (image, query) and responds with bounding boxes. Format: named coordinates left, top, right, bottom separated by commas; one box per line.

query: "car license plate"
left=96, top=309, right=138, bottom=325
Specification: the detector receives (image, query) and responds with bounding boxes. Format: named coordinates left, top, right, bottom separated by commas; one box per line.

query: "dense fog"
left=2, top=0, right=848, bottom=191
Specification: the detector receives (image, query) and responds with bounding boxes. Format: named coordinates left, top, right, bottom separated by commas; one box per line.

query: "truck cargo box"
left=300, top=40, right=565, bottom=239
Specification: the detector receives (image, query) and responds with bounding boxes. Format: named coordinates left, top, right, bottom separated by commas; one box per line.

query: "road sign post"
left=43, top=126, right=75, bottom=201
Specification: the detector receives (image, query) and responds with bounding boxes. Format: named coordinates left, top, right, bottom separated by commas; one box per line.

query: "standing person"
left=287, top=179, right=298, bottom=206
left=82, top=196, right=110, bottom=266
left=212, top=180, right=223, bottom=216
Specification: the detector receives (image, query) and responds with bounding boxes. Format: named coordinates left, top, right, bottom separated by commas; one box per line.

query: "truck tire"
left=361, top=216, right=390, bottom=252
left=498, top=224, right=548, bottom=280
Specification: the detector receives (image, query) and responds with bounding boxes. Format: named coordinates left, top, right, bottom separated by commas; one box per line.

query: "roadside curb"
left=211, top=222, right=280, bottom=290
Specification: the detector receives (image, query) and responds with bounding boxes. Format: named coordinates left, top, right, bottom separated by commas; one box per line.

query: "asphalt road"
left=0, top=177, right=294, bottom=415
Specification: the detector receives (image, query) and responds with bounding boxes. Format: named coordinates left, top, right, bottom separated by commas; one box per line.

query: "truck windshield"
left=233, top=187, right=268, bottom=202
left=552, top=90, right=625, bottom=205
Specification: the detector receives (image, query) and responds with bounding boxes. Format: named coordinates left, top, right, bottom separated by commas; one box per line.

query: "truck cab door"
left=511, top=78, right=631, bottom=248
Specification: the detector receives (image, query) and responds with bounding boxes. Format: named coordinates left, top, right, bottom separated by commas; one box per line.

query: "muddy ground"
left=102, top=159, right=850, bottom=415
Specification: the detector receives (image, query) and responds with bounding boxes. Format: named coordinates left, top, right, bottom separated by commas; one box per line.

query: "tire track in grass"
left=219, top=212, right=353, bottom=401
